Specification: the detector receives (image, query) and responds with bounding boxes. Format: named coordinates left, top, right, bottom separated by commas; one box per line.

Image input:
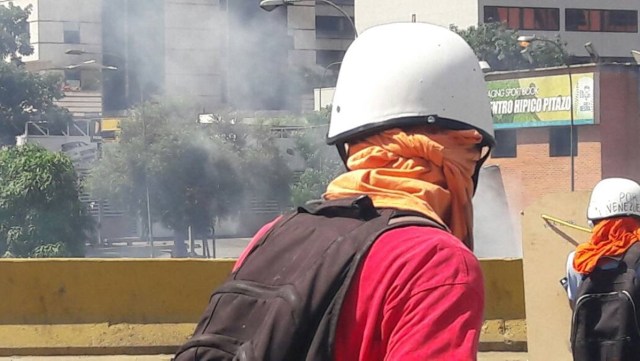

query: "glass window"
left=508, top=8, right=520, bottom=29
left=606, top=10, right=638, bottom=32
left=549, top=127, right=578, bottom=157
left=316, top=50, right=344, bottom=68
left=484, top=6, right=559, bottom=30
left=63, top=69, right=81, bottom=91
left=316, top=16, right=354, bottom=39
left=566, top=9, right=638, bottom=32
left=523, top=8, right=535, bottom=30
left=534, top=8, right=560, bottom=30
left=492, top=129, right=517, bottom=158
left=63, top=22, right=80, bottom=44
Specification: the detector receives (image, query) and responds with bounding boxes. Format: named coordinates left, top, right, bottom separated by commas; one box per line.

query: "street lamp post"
left=259, top=0, right=357, bottom=38
left=318, top=61, right=341, bottom=110
left=60, top=58, right=118, bottom=246
left=518, top=35, right=575, bottom=192
left=66, top=48, right=155, bottom=256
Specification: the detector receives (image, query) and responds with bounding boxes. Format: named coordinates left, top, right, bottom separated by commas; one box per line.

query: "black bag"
left=173, top=195, right=442, bottom=361
left=571, top=242, right=640, bottom=361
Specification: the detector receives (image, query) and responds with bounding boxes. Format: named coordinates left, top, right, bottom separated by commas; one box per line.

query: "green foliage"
left=31, top=242, right=69, bottom=258
left=290, top=110, right=344, bottom=207
left=0, top=3, right=72, bottom=145
left=0, top=2, right=33, bottom=62
left=88, top=101, right=292, bottom=236
left=0, top=145, right=92, bottom=257
left=451, top=22, right=569, bottom=71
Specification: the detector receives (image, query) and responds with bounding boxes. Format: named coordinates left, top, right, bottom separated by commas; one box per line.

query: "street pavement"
left=0, top=352, right=529, bottom=360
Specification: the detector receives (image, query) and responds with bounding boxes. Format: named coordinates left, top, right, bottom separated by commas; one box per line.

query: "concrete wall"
left=355, top=0, right=480, bottom=32
left=0, top=258, right=525, bottom=355
left=599, top=65, right=640, bottom=180
left=0, top=259, right=233, bottom=325
left=522, top=191, right=591, bottom=361
left=164, top=0, right=224, bottom=107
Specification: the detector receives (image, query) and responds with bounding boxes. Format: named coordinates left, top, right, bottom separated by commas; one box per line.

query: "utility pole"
left=141, top=98, right=154, bottom=257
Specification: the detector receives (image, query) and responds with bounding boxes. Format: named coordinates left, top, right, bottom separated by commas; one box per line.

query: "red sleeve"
left=384, top=284, right=484, bottom=360
left=334, top=226, right=485, bottom=361
left=381, top=236, right=485, bottom=361
left=233, top=217, right=280, bottom=272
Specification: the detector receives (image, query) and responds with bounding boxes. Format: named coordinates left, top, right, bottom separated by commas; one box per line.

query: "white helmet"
left=326, top=22, right=495, bottom=149
left=587, top=178, right=640, bottom=221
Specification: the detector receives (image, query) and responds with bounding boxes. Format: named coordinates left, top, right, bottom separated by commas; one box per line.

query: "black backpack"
left=173, top=195, right=442, bottom=361
left=571, top=242, right=640, bottom=361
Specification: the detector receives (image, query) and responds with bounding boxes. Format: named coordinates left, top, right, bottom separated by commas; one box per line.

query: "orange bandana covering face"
left=573, top=217, right=640, bottom=274
left=324, top=127, right=483, bottom=249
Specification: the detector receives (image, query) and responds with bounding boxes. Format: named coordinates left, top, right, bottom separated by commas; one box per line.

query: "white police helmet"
left=587, top=178, right=640, bottom=222
left=326, top=22, right=495, bottom=150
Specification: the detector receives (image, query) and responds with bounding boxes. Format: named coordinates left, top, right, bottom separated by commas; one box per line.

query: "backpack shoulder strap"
left=387, top=209, right=449, bottom=231
left=299, top=195, right=379, bottom=220
left=388, top=214, right=448, bottom=231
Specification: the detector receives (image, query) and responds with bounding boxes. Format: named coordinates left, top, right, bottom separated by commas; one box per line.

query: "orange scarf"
left=573, top=217, right=640, bottom=274
left=324, top=127, right=483, bottom=249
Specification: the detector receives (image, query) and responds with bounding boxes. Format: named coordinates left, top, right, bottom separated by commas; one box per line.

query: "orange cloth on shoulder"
left=324, top=127, right=483, bottom=249
left=573, top=217, right=640, bottom=274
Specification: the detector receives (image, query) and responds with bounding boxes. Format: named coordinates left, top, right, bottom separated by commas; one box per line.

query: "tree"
left=451, top=22, right=569, bottom=71
left=0, top=2, right=33, bottom=63
left=290, top=109, right=344, bottom=207
left=88, top=101, right=293, bottom=241
left=0, top=145, right=93, bottom=257
left=0, top=3, right=72, bottom=145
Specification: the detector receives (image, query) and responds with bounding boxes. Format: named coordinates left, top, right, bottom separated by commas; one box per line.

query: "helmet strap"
left=336, top=143, right=350, bottom=171
left=472, top=146, right=492, bottom=193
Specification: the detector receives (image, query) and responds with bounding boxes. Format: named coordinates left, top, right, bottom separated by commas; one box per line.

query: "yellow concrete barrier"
left=0, top=258, right=525, bottom=355
left=481, top=258, right=526, bottom=320
left=0, top=259, right=235, bottom=325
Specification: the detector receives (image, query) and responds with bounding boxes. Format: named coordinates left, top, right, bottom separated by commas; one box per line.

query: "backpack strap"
left=388, top=210, right=449, bottom=231
left=299, top=195, right=379, bottom=220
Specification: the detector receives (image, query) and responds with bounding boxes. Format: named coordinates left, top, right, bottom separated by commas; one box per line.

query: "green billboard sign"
left=487, top=73, right=595, bottom=128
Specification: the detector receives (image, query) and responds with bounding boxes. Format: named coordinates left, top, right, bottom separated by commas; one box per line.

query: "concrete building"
left=5, top=0, right=353, bottom=117
left=356, top=0, right=640, bottom=62
left=483, top=63, right=640, bottom=233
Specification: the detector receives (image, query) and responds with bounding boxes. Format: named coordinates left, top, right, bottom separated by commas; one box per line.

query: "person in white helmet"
left=296, top=22, right=493, bottom=360
left=564, top=177, right=640, bottom=302
left=319, top=22, right=494, bottom=361
left=565, top=177, right=640, bottom=361
left=176, top=22, right=494, bottom=361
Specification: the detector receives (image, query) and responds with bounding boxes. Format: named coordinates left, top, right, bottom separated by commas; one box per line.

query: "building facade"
left=6, top=0, right=353, bottom=117
left=356, top=0, right=640, bottom=61
left=484, top=63, right=640, bottom=215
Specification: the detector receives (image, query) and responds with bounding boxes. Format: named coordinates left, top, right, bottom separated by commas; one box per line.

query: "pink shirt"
left=235, top=221, right=485, bottom=361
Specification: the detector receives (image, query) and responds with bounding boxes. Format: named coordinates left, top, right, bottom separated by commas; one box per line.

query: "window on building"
left=316, top=50, right=344, bottom=68
left=63, top=69, right=81, bottom=91
left=316, top=16, right=354, bottom=39
left=63, top=22, right=81, bottom=44
left=549, top=126, right=578, bottom=157
left=491, top=129, right=517, bottom=158
left=484, top=6, right=559, bottom=30
left=566, top=9, right=638, bottom=32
